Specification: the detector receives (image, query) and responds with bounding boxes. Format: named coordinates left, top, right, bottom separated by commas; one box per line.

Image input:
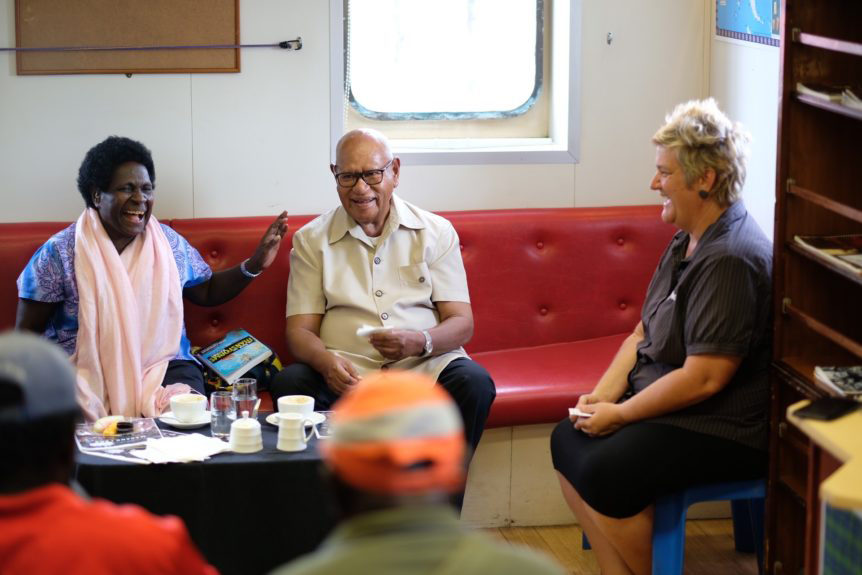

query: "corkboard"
left=15, top=0, right=240, bottom=75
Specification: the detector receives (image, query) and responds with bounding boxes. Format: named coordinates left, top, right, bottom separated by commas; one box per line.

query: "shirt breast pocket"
left=398, top=262, right=432, bottom=290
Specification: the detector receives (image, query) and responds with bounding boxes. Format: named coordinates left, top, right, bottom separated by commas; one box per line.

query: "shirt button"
left=418, top=277, right=425, bottom=283
left=375, top=290, right=383, bottom=297
left=540, top=307, right=548, bottom=316
left=619, top=302, right=627, bottom=310
left=536, top=241, right=544, bottom=249
left=210, top=318, right=219, bottom=327
left=381, top=313, right=389, bottom=320
left=374, top=257, right=381, bottom=264
left=617, top=237, right=625, bottom=246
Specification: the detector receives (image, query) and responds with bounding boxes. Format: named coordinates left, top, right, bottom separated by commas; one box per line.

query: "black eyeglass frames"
left=333, top=159, right=394, bottom=188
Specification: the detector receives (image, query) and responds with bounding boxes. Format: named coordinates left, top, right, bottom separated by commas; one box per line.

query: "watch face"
left=423, top=331, right=433, bottom=354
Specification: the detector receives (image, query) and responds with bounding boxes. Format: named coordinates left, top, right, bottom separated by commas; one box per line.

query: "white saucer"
left=159, top=410, right=211, bottom=429
left=265, top=411, right=326, bottom=427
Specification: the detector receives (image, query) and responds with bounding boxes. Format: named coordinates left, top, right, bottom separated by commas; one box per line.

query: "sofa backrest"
left=2, top=206, right=674, bottom=363
left=0, top=221, right=72, bottom=331
left=171, top=215, right=315, bottom=362
left=447, top=207, right=674, bottom=353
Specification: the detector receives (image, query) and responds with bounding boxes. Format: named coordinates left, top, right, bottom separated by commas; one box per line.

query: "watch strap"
left=421, top=330, right=433, bottom=356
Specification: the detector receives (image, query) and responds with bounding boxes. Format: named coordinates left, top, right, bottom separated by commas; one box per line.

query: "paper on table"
left=79, top=449, right=151, bottom=464
left=568, top=407, right=594, bottom=418
left=130, top=433, right=231, bottom=464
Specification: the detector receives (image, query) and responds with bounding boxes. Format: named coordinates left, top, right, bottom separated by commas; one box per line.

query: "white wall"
left=1, top=1, right=708, bottom=223
left=708, top=27, right=780, bottom=240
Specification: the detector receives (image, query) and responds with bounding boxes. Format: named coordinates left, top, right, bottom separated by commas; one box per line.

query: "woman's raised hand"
left=246, top=211, right=289, bottom=273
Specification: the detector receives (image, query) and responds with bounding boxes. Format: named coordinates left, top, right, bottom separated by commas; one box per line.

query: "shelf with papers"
left=787, top=243, right=862, bottom=286
left=762, top=1, right=860, bottom=570
left=794, top=93, right=862, bottom=121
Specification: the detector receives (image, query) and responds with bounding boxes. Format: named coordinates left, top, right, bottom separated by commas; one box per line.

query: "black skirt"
left=550, top=419, right=767, bottom=518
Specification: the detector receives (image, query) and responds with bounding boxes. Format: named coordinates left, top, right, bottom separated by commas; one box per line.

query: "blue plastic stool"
left=581, top=479, right=766, bottom=575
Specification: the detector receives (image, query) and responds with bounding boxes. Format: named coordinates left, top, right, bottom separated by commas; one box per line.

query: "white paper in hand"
left=568, top=407, right=594, bottom=418
left=356, top=325, right=395, bottom=337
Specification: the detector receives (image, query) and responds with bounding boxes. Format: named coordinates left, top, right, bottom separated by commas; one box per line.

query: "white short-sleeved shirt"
left=287, top=195, right=470, bottom=379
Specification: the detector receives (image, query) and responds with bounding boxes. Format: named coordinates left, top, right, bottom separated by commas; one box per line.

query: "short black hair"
left=77, top=136, right=156, bottom=208
left=0, top=380, right=78, bottom=492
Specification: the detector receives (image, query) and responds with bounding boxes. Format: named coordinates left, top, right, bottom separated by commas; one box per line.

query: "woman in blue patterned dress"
left=16, top=136, right=287, bottom=419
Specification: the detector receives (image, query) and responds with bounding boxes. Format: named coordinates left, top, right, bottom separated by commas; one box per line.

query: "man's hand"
left=573, top=401, right=627, bottom=437
left=245, top=211, right=288, bottom=273
left=319, top=353, right=361, bottom=395
left=368, top=329, right=425, bottom=361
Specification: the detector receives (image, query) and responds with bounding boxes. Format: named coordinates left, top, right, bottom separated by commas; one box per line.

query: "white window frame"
left=329, top=0, right=582, bottom=165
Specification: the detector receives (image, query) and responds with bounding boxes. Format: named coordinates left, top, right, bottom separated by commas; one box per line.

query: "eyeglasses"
left=333, top=159, right=394, bottom=188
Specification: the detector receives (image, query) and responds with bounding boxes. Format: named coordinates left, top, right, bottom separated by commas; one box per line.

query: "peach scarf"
left=72, top=208, right=185, bottom=420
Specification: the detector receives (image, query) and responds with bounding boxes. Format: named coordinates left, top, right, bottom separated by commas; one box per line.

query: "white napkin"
left=130, top=433, right=231, bottom=464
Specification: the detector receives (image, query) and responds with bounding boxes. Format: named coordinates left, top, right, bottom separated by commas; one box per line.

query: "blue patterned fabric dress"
left=17, top=222, right=212, bottom=360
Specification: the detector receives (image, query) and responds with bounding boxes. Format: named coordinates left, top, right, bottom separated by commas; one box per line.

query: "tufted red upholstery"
left=170, top=215, right=315, bottom=363
left=448, top=207, right=675, bottom=426
left=0, top=222, right=71, bottom=331
left=1, top=206, right=674, bottom=428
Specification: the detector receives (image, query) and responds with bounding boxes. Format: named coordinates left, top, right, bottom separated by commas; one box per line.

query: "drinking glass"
left=209, top=391, right=233, bottom=439
left=232, top=378, right=258, bottom=419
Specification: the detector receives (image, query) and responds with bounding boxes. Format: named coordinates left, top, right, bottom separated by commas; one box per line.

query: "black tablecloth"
left=75, top=413, right=337, bottom=575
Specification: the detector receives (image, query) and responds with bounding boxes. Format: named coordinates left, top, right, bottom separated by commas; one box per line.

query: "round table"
left=75, top=412, right=337, bottom=575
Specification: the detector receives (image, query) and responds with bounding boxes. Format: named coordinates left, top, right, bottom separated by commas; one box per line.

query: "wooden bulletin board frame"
left=15, top=0, right=240, bottom=75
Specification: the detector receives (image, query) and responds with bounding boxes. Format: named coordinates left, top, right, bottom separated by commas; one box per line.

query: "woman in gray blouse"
left=550, top=98, right=772, bottom=575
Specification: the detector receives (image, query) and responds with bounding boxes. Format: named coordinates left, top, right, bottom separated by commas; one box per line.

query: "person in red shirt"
left=0, top=331, right=218, bottom=575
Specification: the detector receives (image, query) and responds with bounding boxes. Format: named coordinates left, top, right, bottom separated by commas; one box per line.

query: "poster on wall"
left=716, top=0, right=780, bottom=47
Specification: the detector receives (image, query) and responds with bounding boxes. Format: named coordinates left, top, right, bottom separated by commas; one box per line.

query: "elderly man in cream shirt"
left=270, top=129, right=495, bottom=455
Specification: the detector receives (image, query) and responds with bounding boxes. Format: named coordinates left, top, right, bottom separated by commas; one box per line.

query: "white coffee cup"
left=277, top=394, right=315, bottom=417
left=170, top=393, right=207, bottom=423
left=276, top=412, right=314, bottom=452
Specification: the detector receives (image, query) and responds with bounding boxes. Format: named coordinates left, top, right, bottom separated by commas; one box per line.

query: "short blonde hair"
left=652, top=98, right=750, bottom=206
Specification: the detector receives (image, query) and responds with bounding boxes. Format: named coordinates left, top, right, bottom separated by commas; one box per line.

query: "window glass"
left=347, top=0, right=542, bottom=120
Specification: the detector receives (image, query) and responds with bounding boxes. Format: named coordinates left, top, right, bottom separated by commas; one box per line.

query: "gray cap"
left=0, top=331, right=80, bottom=422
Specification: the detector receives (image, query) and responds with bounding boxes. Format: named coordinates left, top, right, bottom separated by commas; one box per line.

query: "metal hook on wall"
left=278, top=37, right=302, bottom=50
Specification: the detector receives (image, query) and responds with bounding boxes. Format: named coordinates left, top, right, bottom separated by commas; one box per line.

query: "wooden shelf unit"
left=767, top=1, right=862, bottom=574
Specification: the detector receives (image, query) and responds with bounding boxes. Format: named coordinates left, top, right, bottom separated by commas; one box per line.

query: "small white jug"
left=276, top=412, right=314, bottom=452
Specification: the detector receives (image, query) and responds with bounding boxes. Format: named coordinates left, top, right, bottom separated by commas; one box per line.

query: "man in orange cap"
left=270, top=370, right=563, bottom=575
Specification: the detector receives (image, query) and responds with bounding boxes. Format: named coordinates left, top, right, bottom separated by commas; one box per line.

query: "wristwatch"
left=421, top=330, right=433, bottom=357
